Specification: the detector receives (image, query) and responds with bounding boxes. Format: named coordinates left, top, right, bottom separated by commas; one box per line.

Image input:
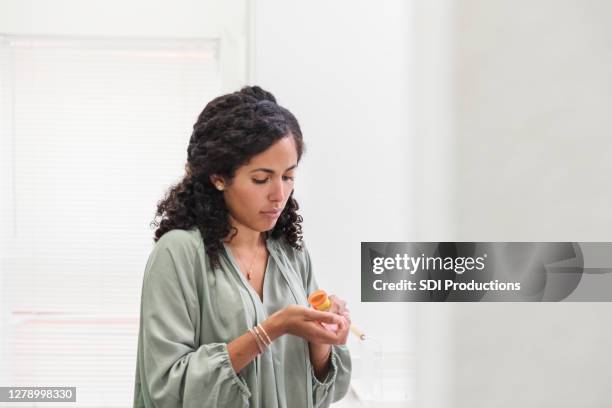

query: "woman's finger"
left=328, top=295, right=347, bottom=314
left=342, top=313, right=351, bottom=325
left=304, top=308, right=342, bottom=325
left=343, top=316, right=351, bottom=331
left=308, top=323, right=342, bottom=344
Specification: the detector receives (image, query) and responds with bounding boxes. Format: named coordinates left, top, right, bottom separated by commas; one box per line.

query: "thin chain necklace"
left=236, top=236, right=263, bottom=281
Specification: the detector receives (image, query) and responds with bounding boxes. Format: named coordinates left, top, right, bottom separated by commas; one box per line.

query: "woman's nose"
left=268, top=178, right=285, bottom=202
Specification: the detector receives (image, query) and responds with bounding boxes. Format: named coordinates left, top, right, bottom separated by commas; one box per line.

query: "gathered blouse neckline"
left=222, top=240, right=272, bottom=304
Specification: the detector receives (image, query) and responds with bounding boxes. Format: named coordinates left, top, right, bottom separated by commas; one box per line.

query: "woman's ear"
left=209, top=175, right=225, bottom=191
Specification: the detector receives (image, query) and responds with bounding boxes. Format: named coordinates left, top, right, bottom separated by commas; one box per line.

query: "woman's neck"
left=223, top=218, right=265, bottom=250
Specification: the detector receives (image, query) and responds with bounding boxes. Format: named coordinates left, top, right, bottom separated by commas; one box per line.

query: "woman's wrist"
left=309, top=342, right=332, bottom=363
left=309, top=343, right=332, bottom=380
left=261, top=310, right=286, bottom=341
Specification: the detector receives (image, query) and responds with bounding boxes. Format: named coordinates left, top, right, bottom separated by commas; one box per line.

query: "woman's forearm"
left=227, top=312, right=285, bottom=373
left=309, top=342, right=332, bottom=381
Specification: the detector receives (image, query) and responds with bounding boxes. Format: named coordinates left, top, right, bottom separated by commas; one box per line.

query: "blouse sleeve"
left=299, top=243, right=352, bottom=407
left=137, top=231, right=250, bottom=408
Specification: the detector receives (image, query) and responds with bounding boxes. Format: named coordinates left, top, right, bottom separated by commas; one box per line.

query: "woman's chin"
left=246, top=220, right=277, bottom=233
left=262, top=220, right=279, bottom=231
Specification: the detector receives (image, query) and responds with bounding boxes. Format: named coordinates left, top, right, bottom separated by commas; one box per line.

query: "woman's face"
left=215, top=135, right=298, bottom=234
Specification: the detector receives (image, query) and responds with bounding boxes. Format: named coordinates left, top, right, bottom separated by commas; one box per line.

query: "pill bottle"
left=307, top=289, right=338, bottom=332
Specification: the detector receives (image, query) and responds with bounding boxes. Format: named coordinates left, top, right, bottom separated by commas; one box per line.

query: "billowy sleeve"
left=299, top=244, right=352, bottom=408
left=135, top=231, right=250, bottom=408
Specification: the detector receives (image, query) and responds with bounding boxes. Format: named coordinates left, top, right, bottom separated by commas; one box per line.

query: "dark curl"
left=151, top=86, right=305, bottom=267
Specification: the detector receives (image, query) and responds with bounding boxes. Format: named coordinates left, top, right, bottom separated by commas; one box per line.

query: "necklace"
left=236, top=236, right=262, bottom=281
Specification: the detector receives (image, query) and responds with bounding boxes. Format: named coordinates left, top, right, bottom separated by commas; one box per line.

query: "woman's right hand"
left=270, top=305, right=346, bottom=345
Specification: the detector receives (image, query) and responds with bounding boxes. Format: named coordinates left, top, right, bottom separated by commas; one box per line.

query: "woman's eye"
left=252, top=176, right=294, bottom=184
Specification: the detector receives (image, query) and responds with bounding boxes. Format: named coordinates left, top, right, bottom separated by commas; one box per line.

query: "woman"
left=133, top=86, right=352, bottom=408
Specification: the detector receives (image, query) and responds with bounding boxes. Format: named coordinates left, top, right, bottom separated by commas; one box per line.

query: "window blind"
left=0, top=35, right=222, bottom=406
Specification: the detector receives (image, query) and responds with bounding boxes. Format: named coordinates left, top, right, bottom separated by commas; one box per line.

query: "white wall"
left=412, top=1, right=456, bottom=407
left=255, top=1, right=612, bottom=406
left=451, top=1, right=612, bottom=407
left=253, top=0, right=417, bottom=355
left=454, top=0, right=612, bottom=240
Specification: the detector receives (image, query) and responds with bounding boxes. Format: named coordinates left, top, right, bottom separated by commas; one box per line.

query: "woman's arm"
left=227, top=306, right=345, bottom=374
left=309, top=311, right=349, bottom=380
left=294, top=243, right=353, bottom=405
left=309, top=343, right=332, bottom=380
left=226, top=312, right=284, bottom=373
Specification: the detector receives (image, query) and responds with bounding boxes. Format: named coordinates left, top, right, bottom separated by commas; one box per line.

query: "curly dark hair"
left=151, top=86, right=305, bottom=267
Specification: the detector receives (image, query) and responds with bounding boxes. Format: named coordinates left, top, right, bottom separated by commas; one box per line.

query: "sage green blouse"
left=132, top=228, right=352, bottom=408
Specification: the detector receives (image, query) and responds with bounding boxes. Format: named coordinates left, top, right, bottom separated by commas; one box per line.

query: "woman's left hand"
left=328, top=295, right=350, bottom=344
left=308, top=295, right=350, bottom=379
left=328, top=294, right=350, bottom=320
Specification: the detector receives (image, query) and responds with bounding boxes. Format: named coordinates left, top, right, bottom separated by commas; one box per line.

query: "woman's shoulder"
left=157, top=227, right=201, bottom=243
left=144, top=228, right=205, bottom=283
left=152, top=227, right=204, bottom=259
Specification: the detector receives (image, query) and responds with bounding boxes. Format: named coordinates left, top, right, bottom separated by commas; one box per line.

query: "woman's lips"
left=261, top=209, right=282, bottom=219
